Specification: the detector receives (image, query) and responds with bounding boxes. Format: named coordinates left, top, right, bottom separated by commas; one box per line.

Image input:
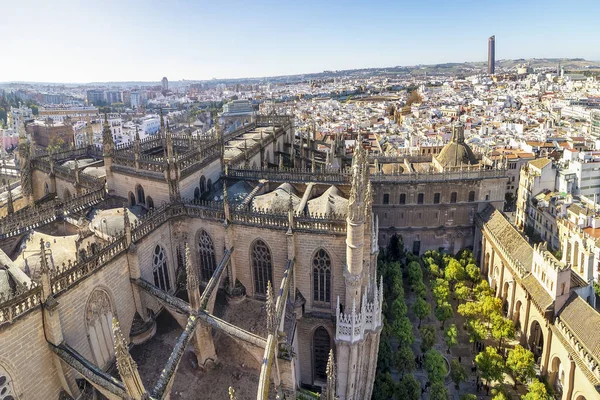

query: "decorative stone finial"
left=113, top=317, right=147, bottom=399
left=347, top=140, right=369, bottom=223
left=185, top=243, right=198, bottom=293
left=6, top=183, right=14, bottom=214
left=102, top=113, right=114, bottom=157
left=228, top=387, right=237, bottom=400
left=326, top=349, right=337, bottom=400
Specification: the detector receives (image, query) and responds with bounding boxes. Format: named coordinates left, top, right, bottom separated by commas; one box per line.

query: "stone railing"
left=335, top=277, right=383, bottom=343
left=51, top=236, right=128, bottom=295
left=0, top=283, right=42, bottom=326
left=225, top=167, right=351, bottom=184
left=176, top=145, right=221, bottom=178
left=255, top=115, right=293, bottom=128
left=0, top=189, right=105, bottom=239
left=370, top=167, right=506, bottom=183
left=32, top=159, right=105, bottom=189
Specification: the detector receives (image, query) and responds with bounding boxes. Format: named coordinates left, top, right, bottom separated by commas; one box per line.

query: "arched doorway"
left=44, top=182, right=49, bottom=195
left=502, top=281, right=510, bottom=314
left=574, top=395, right=587, bottom=400
left=207, top=179, right=213, bottom=192
left=194, top=187, right=200, bottom=200
left=146, top=196, right=154, bottom=209
left=484, top=253, right=490, bottom=276
left=528, top=320, right=544, bottom=363
left=513, top=300, right=522, bottom=331
left=549, top=356, right=564, bottom=396
left=313, top=327, right=331, bottom=383
left=85, top=289, right=115, bottom=369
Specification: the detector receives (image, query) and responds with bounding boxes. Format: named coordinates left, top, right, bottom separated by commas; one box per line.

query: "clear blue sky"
left=2, top=0, right=599, bottom=83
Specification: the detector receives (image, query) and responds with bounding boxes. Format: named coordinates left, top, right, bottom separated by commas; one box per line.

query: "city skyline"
left=2, top=0, right=600, bottom=83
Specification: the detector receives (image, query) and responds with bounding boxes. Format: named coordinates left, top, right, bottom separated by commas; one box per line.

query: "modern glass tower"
left=488, top=35, right=495, bottom=75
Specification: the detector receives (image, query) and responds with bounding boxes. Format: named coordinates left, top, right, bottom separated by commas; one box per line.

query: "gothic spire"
left=185, top=242, right=198, bottom=293
left=85, top=115, right=94, bottom=147
left=347, top=140, right=369, bottom=223
left=112, top=317, right=147, bottom=399
left=123, top=204, right=132, bottom=247
left=102, top=113, right=114, bottom=157
left=39, top=238, right=52, bottom=300
left=326, top=350, right=337, bottom=400
left=6, top=183, right=14, bottom=215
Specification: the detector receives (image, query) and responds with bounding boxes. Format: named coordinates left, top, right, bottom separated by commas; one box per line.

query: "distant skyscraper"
left=488, top=35, right=495, bottom=75
left=162, top=77, right=168, bottom=92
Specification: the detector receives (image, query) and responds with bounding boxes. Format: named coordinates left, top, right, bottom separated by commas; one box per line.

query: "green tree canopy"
left=412, top=297, right=431, bottom=328
left=432, top=278, right=450, bottom=305
left=392, top=316, right=414, bottom=345
left=435, top=302, right=454, bottom=329
left=445, top=258, right=466, bottom=285
left=407, top=261, right=423, bottom=287
left=475, top=347, right=505, bottom=386
left=394, top=344, right=415, bottom=378
left=445, top=324, right=458, bottom=351
left=396, top=373, right=421, bottom=400
left=506, top=345, right=536, bottom=388
left=372, top=372, right=395, bottom=400
left=424, top=349, right=447, bottom=383
left=521, top=379, right=552, bottom=400
left=450, top=358, right=467, bottom=389
left=391, top=297, right=408, bottom=320
left=491, top=313, right=515, bottom=351
left=455, top=282, right=471, bottom=302
left=429, top=381, right=450, bottom=400
left=466, top=264, right=480, bottom=285
left=420, top=325, right=436, bottom=353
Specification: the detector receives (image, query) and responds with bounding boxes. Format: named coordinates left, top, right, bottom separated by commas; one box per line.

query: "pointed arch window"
left=86, top=289, right=115, bottom=370
left=252, top=240, right=272, bottom=296
left=198, top=230, right=217, bottom=281
left=153, top=245, right=171, bottom=292
left=313, top=249, right=331, bottom=304
left=0, top=365, right=17, bottom=400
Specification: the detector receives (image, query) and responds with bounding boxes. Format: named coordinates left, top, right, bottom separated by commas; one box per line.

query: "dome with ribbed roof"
left=435, top=123, right=477, bottom=169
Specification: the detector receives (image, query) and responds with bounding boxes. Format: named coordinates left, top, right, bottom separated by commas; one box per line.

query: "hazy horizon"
left=3, top=0, right=600, bottom=83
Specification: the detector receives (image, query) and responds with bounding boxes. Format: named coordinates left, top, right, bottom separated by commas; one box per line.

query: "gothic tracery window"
left=198, top=230, right=217, bottom=281
left=313, top=249, right=331, bottom=305
left=86, top=289, right=115, bottom=369
left=0, top=365, right=17, bottom=400
left=252, top=239, right=272, bottom=296
left=153, top=245, right=171, bottom=292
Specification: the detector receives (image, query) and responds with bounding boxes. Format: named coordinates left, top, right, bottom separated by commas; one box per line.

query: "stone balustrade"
left=335, top=277, right=383, bottom=343
left=0, top=282, right=42, bottom=326
left=225, top=167, right=350, bottom=184
left=0, top=188, right=105, bottom=239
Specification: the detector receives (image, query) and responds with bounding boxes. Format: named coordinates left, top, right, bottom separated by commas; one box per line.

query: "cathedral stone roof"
left=435, top=123, right=478, bottom=169
left=252, top=183, right=301, bottom=213
left=521, top=274, right=553, bottom=313
left=479, top=205, right=533, bottom=271
left=558, top=293, right=600, bottom=359
left=307, top=186, right=348, bottom=216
